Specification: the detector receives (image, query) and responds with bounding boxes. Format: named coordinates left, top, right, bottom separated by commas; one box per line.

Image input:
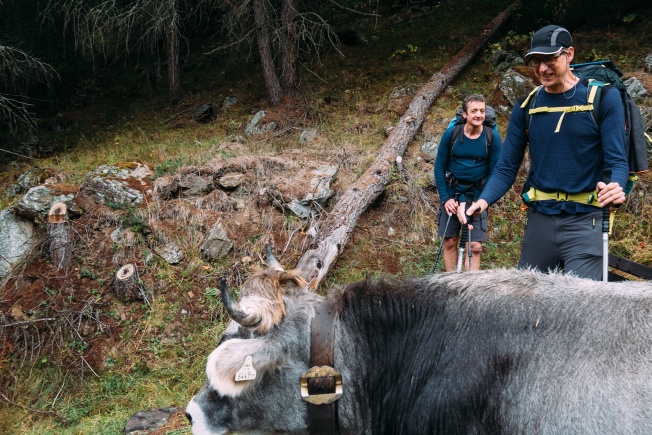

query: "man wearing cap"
left=465, top=24, right=628, bottom=280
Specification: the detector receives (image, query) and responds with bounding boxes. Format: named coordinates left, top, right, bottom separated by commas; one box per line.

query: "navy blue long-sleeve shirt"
left=479, top=80, right=628, bottom=214
left=434, top=126, right=502, bottom=204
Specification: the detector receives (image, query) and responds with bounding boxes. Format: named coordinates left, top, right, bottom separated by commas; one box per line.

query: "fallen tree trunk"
left=295, top=0, right=521, bottom=289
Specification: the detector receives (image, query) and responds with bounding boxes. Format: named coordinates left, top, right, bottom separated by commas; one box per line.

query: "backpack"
left=447, top=105, right=498, bottom=155
left=443, top=105, right=498, bottom=189
left=521, top=60, right=649, bottom=194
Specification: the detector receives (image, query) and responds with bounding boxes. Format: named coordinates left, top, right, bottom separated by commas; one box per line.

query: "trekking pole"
left=432, top=194, right=459, bottom=273
left=456, top=223, right=468, bottom=272
left=465, top=192, right=475, bottom=268
left=456, top=201, right=469, bottom=273
left=601, top=170, right=612, bottom=282
left=432, top=213, right=451, bottom=273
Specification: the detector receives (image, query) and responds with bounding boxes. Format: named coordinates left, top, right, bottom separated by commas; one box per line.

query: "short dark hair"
left=462, top=94, right=486, bottom=113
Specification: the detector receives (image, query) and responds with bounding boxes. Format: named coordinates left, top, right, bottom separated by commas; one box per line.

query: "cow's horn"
left=219, top=278, right=262, bottom=328
left=265, top=244, right=283, bottom=271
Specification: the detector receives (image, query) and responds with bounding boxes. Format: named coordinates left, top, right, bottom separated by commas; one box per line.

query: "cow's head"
left=186, top=247, right=322, bottom=434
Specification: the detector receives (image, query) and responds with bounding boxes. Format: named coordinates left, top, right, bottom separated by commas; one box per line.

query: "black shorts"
left=437, top=205, right=488, bottom=242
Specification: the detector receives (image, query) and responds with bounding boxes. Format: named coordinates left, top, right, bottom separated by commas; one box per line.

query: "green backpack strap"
left=521, top=86, right=542, bottom=135
left=586, top=78, right=606, bottom=124
left=522, top=79, right=605, bottom=133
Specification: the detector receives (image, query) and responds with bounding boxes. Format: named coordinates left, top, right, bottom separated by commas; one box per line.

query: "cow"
left=186, top=263, right=652, bottom=434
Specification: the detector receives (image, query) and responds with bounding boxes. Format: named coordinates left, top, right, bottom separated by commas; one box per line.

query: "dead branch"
left=0, top=391, right=68, bottom=428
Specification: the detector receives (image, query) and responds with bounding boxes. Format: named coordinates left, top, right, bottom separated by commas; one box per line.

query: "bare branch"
left=0, top=391, right=68, bottom=427
left=1, top=318, right=56, bottom=328
left=325, top=0, right=380, bottom=17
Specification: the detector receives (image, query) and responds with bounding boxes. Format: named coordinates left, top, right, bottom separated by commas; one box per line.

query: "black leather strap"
left=308, top=299, right=339, bottom=434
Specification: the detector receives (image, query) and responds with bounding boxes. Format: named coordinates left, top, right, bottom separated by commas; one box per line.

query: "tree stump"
left=114, top=264, right=143, bottom=302
left=47, top=202, right=71, bottom=270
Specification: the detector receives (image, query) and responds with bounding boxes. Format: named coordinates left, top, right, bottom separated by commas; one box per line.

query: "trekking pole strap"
left=521, top=187, right=599, bottom=206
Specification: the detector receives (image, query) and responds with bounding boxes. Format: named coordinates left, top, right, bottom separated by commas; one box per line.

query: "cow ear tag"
left=235, top=355, right=257, bottom=382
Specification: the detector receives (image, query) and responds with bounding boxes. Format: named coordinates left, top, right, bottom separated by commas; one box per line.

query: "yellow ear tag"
left=234, top=355, right=257, bottom=382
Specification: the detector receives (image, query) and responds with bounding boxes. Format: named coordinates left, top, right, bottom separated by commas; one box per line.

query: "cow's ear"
left=206, top=337, right=280, bottom=397
left=279, top=270, right=307, bottom=290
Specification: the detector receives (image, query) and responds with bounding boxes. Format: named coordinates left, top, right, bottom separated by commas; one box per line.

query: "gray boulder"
left=244, top=111, right=277, bottom=136
left=200, top=222, right=233, bottom=261
left=218, top=172, right=246, bottom=189
left=152, top=242, right=184, bottom=265
left=77, top=163, right=151, bottom=210
left=420, top=141, right=438, bottom=160
left=178, top=173, right=216, bottom=196
left=0, top=209, right=35, bottom=278
left=124, top=407, right=180, bottom=434
left=623, top=77, right=648, bottom=99
left=14, top=185, right=76, bottom=221
left=645, top=52, right=652, bottom=74
left=284, top=165, right=338, bottom=219
left=79, top=177, right=144, bottom=208
left=500, top=69, right=536, bottom=106
left=299, top=129, right=319, bottom=143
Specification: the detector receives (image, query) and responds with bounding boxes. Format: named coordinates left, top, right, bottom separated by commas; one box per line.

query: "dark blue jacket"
left=434, top=126, right=502, bottom=204
left=479, top=81, right=628, bottom=214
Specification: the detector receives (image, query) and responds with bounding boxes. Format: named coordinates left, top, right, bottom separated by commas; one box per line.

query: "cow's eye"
left=185, top=412, right=193, bottom=424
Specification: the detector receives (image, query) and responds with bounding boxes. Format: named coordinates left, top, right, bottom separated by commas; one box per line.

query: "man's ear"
left=566, top=47, right=574, bottom=63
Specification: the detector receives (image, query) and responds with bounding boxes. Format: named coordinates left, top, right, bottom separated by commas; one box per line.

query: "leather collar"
left=304, top=299, right=341, bottom=434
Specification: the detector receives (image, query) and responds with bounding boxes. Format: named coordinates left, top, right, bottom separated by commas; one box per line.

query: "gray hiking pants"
left=518, top=208, right=604, bottom=280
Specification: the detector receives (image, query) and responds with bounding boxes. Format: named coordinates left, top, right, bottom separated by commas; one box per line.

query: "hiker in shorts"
left=465, top=25, right=628, bottom=280
left=434, top=94, right=502, bottom=271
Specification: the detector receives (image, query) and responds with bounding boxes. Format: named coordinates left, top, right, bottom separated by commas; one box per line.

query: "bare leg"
left=468, top=241, right=482, bottom=271
left=443, top=236, right=459, bottom=272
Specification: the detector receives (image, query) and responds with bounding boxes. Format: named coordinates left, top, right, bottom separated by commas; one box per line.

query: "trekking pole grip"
left=601, top=170, right=611, bottom=233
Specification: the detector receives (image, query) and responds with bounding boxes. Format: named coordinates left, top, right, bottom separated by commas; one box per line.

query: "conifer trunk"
left=253, top=0, right=283, bottom=106
left=166, top=0, right=183, bottom=104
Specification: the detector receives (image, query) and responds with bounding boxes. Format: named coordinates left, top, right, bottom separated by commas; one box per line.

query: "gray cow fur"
left=186, top=268, right=652, bottom=434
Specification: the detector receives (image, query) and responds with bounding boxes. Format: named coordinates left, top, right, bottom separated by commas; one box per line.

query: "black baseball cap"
left=524, top=25, right=572, bottom=61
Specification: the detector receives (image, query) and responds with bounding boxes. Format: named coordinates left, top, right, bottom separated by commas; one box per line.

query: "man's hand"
left=596, top=181, right=625, bottom=207
left=456, top=202, right=466, bottom=223
left=444, top=197, right=458, bottom=215
left=457, top=202, right=476, bottom=230
left=465, top=199, right=488, bottom=220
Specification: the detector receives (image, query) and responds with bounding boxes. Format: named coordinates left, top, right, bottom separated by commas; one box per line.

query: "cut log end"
left=116, top=264, right=136, bottom=281
left=114, top=264, right=143, bottom=302
left=48, top=202, right=68, bottom=224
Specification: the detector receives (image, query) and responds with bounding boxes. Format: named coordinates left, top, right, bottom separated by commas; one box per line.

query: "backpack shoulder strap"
left=586, top=78, right=609, bottom=123
left=484, top=125, right=493, bottom=156
left=521, top=85, right=543, bottom=110
left=448, top=124, right=464, bottom=158
left=484, top=126, right=494, bottom=176
left=521, top=86, right=542, bottom=135
left=523, top=80, right=598, bottom=133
